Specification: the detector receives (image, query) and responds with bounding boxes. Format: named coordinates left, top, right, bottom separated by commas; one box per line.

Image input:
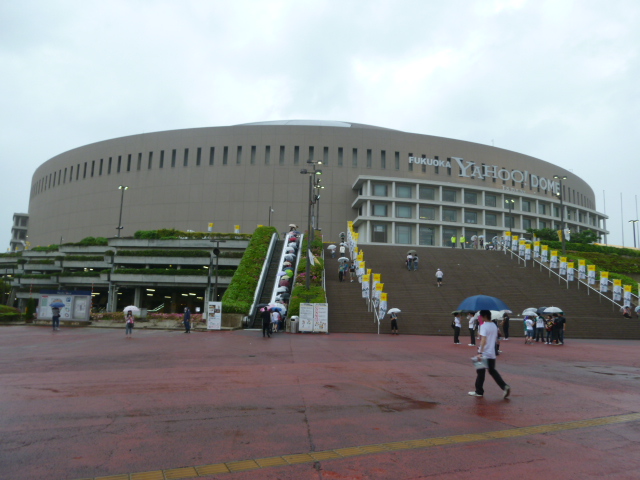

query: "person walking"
left=125, top=310, right=134, bottom=337
left=52, top=307, right=61, bottom=331
left=435, top=268, right=444, bottom=287
left=451, top=236, right=457, bottom=248
left=338, top=262, right=345, bottom=282
left=271, top=310, right=280, bottom=333
left=501, top=313, right=510, bottom=340
left=261, top=307, right=271, bottom=338
left=469, top=310, right=511, bottom=398
left=349, top=262, right=357, bottom=282
left=535, top=314, right=545, bottom=342
left=183, top=307, right=191, bottom=333
left=390, top=311, right=399, bottom=335
left=406, top=254, right=413, bottom=271
left=467, top=313, right=476, bottom=346
left=412, top=254, right=419, bottom=271
left=524, top=316, right=534, bottom=344
left=453, top=314, right=461, bottom=344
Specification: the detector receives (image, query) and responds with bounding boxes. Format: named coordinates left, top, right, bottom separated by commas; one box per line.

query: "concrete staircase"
left=327, top=245, right=640, bottom=339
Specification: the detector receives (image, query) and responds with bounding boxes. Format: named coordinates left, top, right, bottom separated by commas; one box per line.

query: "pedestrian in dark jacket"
left=261, top=308, right=271, bottom=338
left=183, top=307, right=192, bottom=333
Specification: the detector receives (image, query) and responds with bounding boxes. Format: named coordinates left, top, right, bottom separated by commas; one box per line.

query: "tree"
left=571, top=229, right=600, bottom=244
left=527, top=228, right=558, bottom=242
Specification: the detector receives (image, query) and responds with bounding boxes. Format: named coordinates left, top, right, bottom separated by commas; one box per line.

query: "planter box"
left=58, top=276, right=106, bottom=285
left=114, top=256, right=213, bottom=266
left=60, top=246, right=110, bottom=254
left=63, top=260, right=110, bottom=269
left=109, top=238, right=250, bottom=249
left=23, top=264, right=62, bottom=271
left=109, top=273, right=230, bottom=285
left=222, top=313, right=243, bottom=329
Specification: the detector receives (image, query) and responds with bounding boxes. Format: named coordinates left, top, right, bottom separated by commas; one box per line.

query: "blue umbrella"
left=456, top=295, right=510, bottom=312
left=50, top=302, right=65, bottom=308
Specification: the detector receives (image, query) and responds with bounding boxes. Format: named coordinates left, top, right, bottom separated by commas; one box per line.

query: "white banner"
left=207, top=302, right=222, bottom=330
left=578, top=262, right=586, bottom=280
left=567, top=267, right=574, bottom=282
left=525, top=244, right=531, bottom=260
left=519, top=242, right=526, bottom=257
left=559, top=261, right=567, bottom=277
left=550, top=253, right=558, bottom=269
left=623, top=288, right=632, bottom=306
left=542, top=247, right=549, bottom=263
left=588, top=267, right=596, bottom=285
left=599, top=276, right=609, bottom=293
left=613, top=283, right=622, bottom=302
left=378, top=299, right=387, bottom=320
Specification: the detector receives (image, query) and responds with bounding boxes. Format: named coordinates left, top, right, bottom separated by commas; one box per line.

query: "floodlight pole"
left=116, top=185, right=129, bottom=237
left=629, top=220, right=638, bottom=248
left=554, top=175, right=568, bottom=256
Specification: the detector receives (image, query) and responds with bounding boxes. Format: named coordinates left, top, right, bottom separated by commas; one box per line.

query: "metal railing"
left=504, top=244, right=638, bottom=313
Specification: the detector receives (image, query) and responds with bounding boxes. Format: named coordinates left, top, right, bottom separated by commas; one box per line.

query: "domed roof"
left=236, top=120, right=397, bottom=130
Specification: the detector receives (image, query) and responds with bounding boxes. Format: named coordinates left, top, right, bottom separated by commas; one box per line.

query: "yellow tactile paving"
left=195, top=463, right=230, bottom=475
left=77, top=412, right=640, bottom=480
left=131, top=471, right=164, bottom=480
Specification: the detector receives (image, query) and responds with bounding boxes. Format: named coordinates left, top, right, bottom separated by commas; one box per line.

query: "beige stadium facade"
left=28, top=120, right=607, bottom=247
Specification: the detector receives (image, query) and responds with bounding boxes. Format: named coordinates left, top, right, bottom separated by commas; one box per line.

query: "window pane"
left=396, top=185, right=412, bottom=198
left=464, top=211, right=478, bottom=224
left=443, top=189, right=456, bottom=202
left=372, top=204, right=387, bottom=216
left=419, top=206, right=436, bottom=220
left=443, top=208, right=457, bottom=222
left=485, top=194, right=497, bottom=207
left=419, top=226, right=435, bottom=246
left=485, top=213, right=497, bottom=226
left=372, top=223, right=387, bottom=243
left=522, top=200, right=531, bottom=212
left=373, top=184, right=388, bottom=196
left=464, top=192, right=477, bottom=205
left=396, top=205, right=412, bottom=218
left=396, top=225, right=412, bottom=244
left=419, top=186, right=435, bottom=200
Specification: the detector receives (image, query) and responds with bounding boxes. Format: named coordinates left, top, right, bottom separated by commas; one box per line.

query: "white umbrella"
left=327, top=244, right=337, bottom=250
left=471, top=235, right=477, bottom=241
left=123, top=305, right=141, bottom=318
left=285, top=246, right=295, bottom=252
left=501, top=309, right=513, bottom=314
left=388, top=308, right=401, bottom=314
left=288, top=224, right=297, bottom=228
left=338, top=257, right=350, bottom=262
left=490, top=310, right=504, bottom=320
left=277, top=271, right=287, bottom=277
left=522, top=308, right=538, bottom=316
left=544, top=306, right=563, bottom=314
left=276, top=286, right=288, bottom=293
left=284, top=254, right=295, bottom=260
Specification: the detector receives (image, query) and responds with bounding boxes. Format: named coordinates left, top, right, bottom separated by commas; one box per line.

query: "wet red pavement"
left=1, top=326, right=640, bottom=480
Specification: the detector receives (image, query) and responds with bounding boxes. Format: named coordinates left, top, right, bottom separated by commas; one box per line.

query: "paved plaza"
left=1, top=325, right=640, bottom=480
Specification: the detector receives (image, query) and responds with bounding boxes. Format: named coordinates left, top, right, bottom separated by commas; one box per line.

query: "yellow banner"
left=624, top=285, right=632, bottom=292
left=505, top=232, right=512, bottom=237
left=557, top=230, right=563, bottom=240
left=534, top=241, right=540, bottom=247
left=588, top=265, right=596, bottom=272
left=568, top=262, right=574, bottom=269
left=362, top=274, right=370, bottom=283
left=551, top=250, right=558, bottom=257
left=519, top=239, right=526, bottom=245
left=354, top=233, right=359, bottom=240
left=579, top=259, right=586, bottom=266
left=601, top=272, right=609, bottom=279
left=367, top=268, right=372, bottom=275
left=376, top=283, right=384, bottom=291
left=373, top=273, right=381, bottom=282
left=542, top=245, right=548, bottom=251
left=613, top=279, right=622, bottom=286
left=381, top=292, right=387, bottom=301
left=561, top=257, right=567, bottom=263
left=513, top=235, right=519, bottom=242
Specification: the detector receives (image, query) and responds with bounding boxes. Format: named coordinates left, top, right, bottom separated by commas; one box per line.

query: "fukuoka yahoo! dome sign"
left=408, top=156, right=561, bottom=193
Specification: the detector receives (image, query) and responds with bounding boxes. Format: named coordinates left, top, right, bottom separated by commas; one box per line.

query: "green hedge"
left=116, top=249, right=210, bottom=257
left=222, top=226, right=277, bottom=314
left=60, top=271, right=103, bottom=278
left=17, top=274, right=51, bottom=279
left=27, top=259, right=55, bottom=265
left=134, top=229, right=252, bottom=241
left=288, top=286, right=327, bottom=316
left=31, top=245, right=60, bottom=252
left=0, top=312, right=21, bottom=321
left=543, top=240, right=640, bottom=259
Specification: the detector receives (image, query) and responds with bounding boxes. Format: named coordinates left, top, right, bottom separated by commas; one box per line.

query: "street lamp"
left=300, top=160, right=323, bottom=291
left=629, top=220, right=639, bottom=248
left=207, top=239, right=227, bottom=304
left=505, top=198, right=515, bottom=234
left=116, top=185, right=129, bottom=237
left=553, top=175, right=568, bottom=255
left=268, top=206, right=274, bottom=227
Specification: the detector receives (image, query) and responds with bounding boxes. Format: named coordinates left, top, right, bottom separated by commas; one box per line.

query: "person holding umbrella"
left=125, top=310, right=134, bottom=337
left=469, top=310, right=511, bottom=398
left=183, top=307, right=192, bottom=334
left=388, top=308, right=400, bottom=335
left=51, top=307, right=61, bottom=331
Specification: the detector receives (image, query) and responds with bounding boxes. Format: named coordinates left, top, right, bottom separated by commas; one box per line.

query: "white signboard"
left=299, top=303, right=329, bottom=333
left=207, top=302, right=222, bottom=330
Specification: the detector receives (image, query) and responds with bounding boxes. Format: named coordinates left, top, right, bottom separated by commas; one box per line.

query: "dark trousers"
left=469, top=328, right=476, bottom=345
left=52, top=317, right=60, bottom=330
left=453, top=326, right=460, bottom=343
left=535, top=327, right=545, bottom=341
left=184, top=320, right=191, bottom=333
left=475, top=358, right=507, bottom=395
left=262, top=324, right=271, bottom=337
left=503, top=322, right=509, bottom=339
left=338, top=271, right=344, bottom=282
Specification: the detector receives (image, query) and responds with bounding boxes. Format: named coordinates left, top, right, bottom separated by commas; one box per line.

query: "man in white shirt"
left=435, top=268, right=444, bottom=287
left=469, top=310, right=511, bottom=398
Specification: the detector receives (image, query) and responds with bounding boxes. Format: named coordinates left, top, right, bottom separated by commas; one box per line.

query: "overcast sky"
left=1, top=0, right=639, bottom=249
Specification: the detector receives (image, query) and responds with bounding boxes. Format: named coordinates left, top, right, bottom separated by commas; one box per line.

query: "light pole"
left=505, top=198, right=515, bottom=235
left=208, top=239, right=227, bottom=303
left=553, top=175, right=567, bottom=256
left=300, top=160, right=322, bottom=292
left=629, top=220, right=639, bottom=248
left=116, top=185, right=129, bottom=237
left=268, top=206, right=274, bottom=227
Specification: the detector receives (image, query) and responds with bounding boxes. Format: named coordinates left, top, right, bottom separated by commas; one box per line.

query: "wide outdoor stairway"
left=326, top=245, right=640, bottom=339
